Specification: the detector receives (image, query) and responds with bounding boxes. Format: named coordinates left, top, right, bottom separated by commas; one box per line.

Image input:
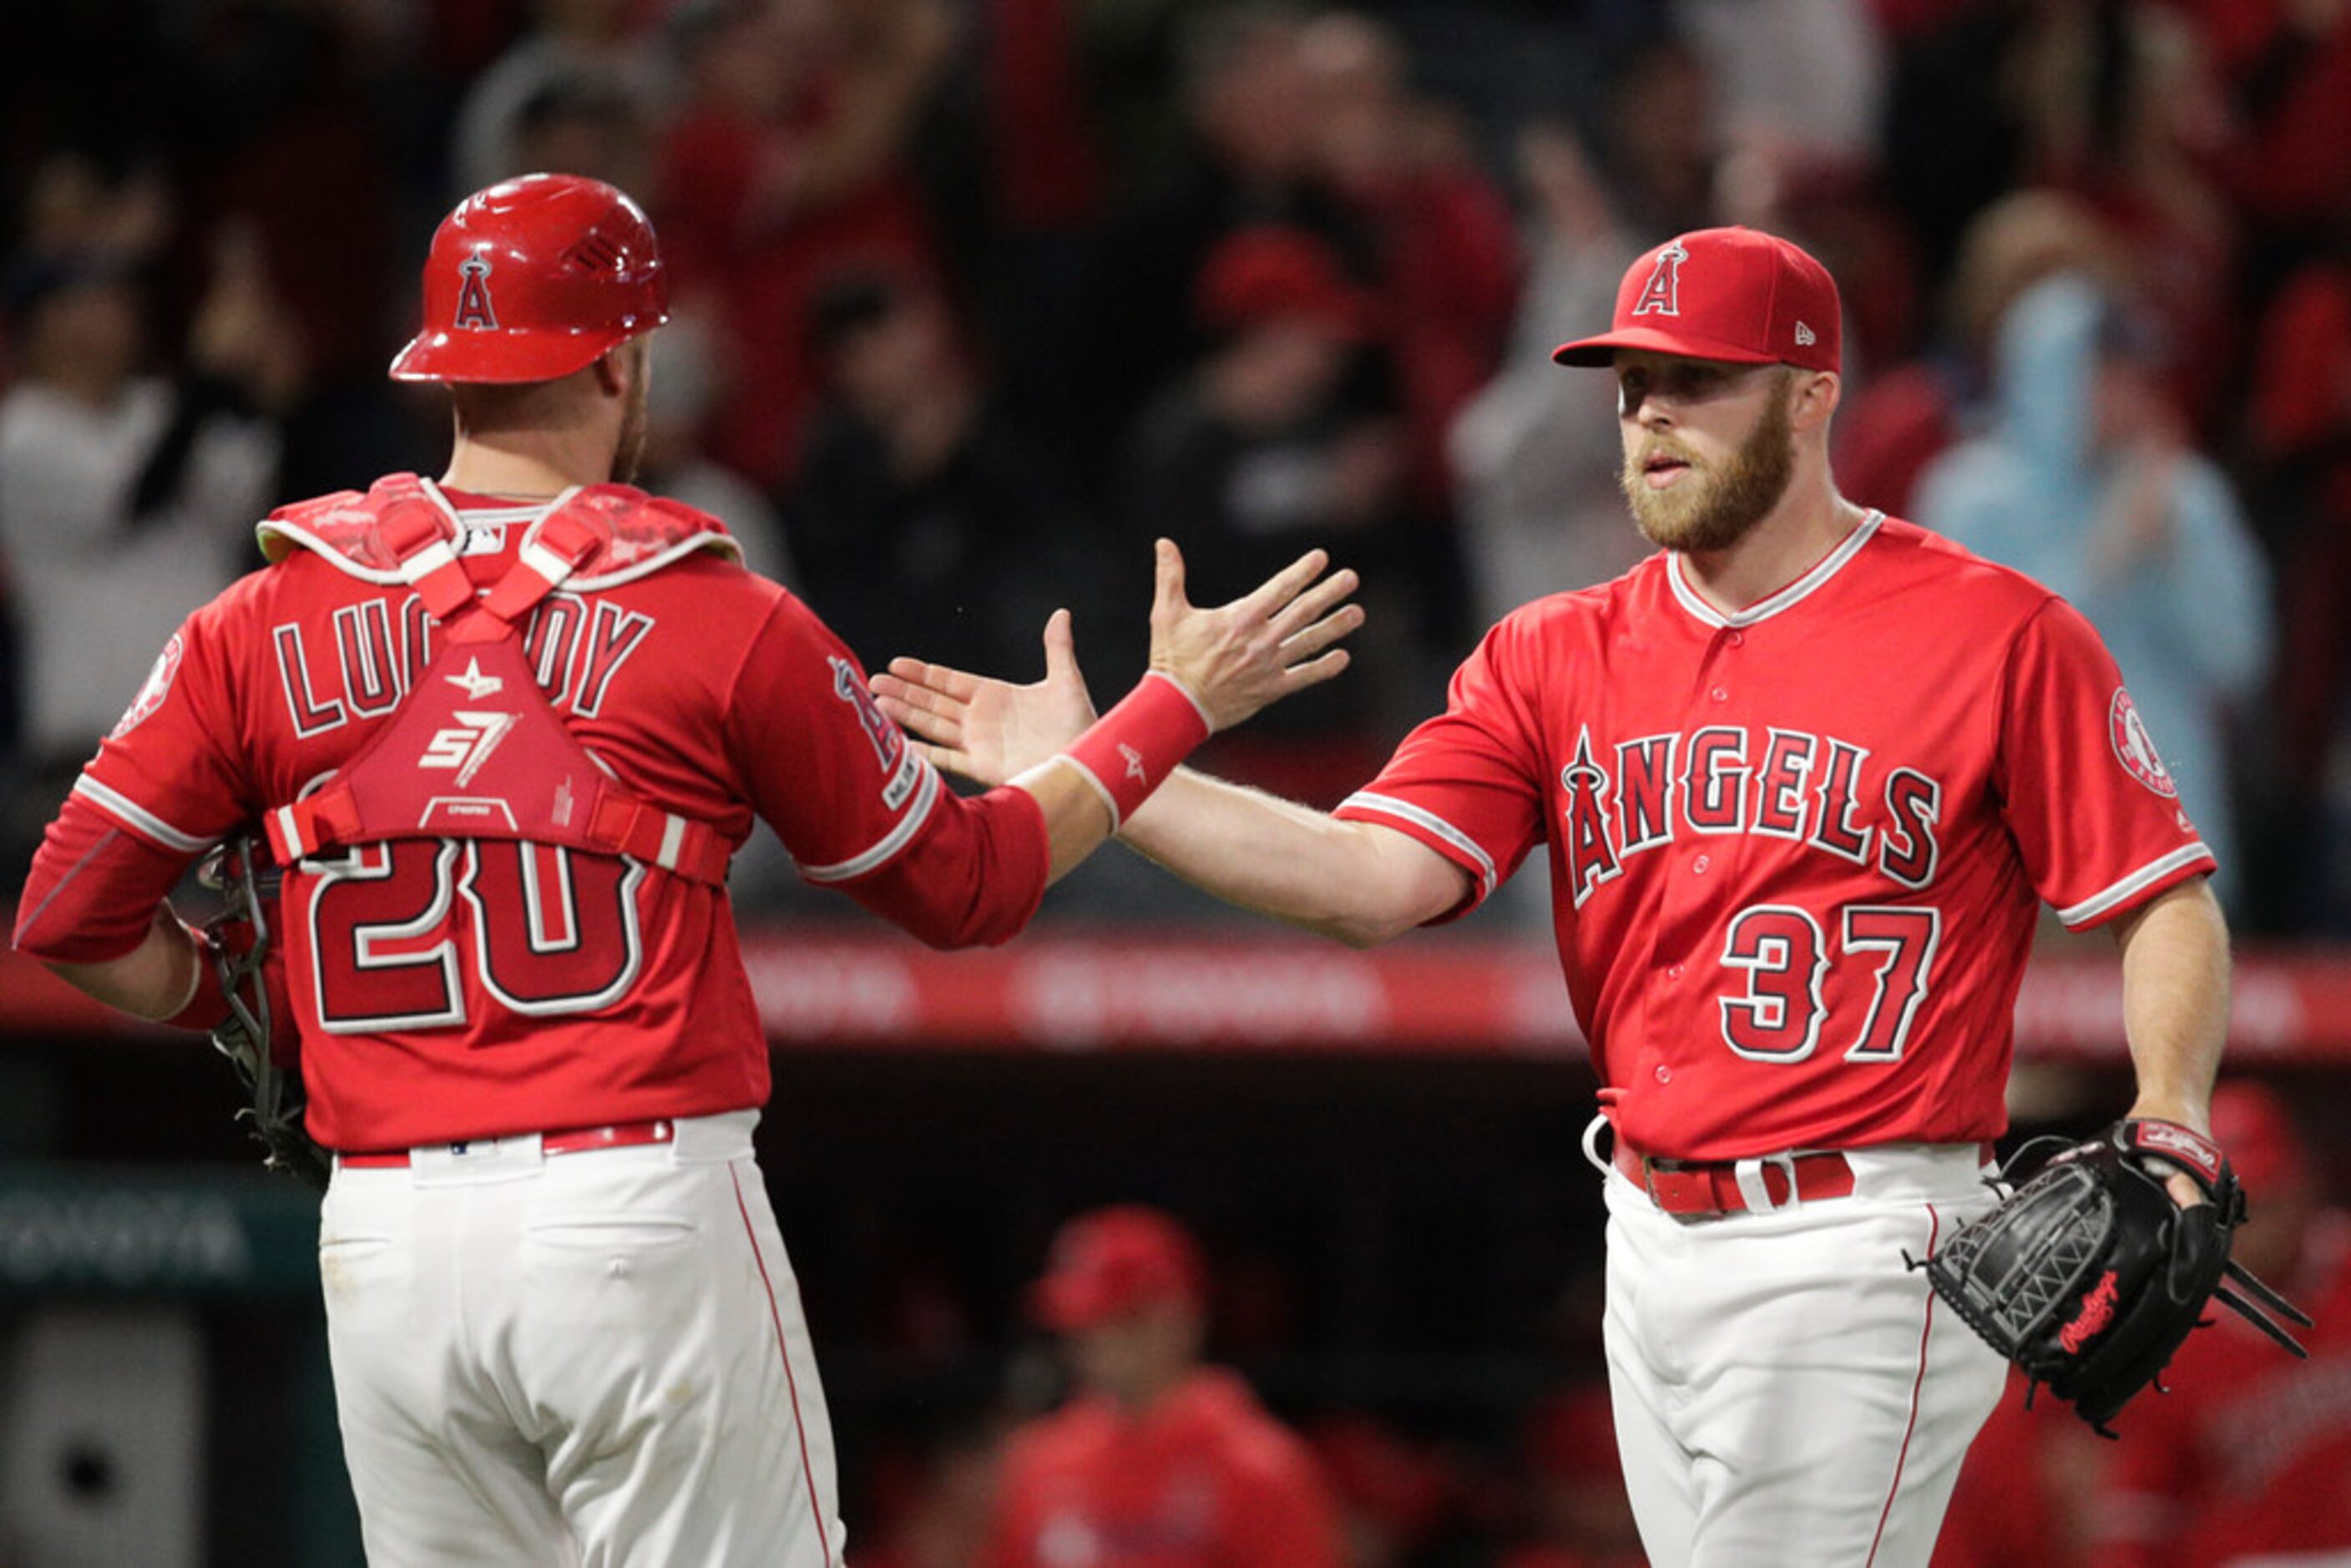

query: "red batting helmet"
left=389, top=173, right=669, bottom=384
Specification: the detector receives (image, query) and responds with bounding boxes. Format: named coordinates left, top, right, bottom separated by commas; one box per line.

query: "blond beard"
left=1621, top=378, right=1797, bottom=554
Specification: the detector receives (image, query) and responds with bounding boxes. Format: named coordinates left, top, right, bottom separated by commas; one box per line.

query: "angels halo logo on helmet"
left=389, top=173, right=670, bottom=385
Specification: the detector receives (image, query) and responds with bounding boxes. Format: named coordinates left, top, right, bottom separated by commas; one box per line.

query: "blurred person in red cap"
left=1115, top=222, right=1419, bottom=807
left=975, top=1205, right=1343, bottom=1568
left=879, top=222, right=2245, bottom=1565
left=2083, top=1080, right=2351, bottom=1568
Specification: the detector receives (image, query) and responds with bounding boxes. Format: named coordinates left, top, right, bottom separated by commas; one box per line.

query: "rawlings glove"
left=198, top=837, right=329, bottom=1191
left=1921, top=1118, right=2310, bottom=1435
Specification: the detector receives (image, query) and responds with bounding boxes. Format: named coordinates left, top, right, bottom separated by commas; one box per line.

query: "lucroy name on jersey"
left=1556, top=721, right=1943, bottom=908
left=272, top=590, right=655, bottom=737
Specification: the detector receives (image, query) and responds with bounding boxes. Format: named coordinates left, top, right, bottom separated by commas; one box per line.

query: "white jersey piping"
left=2055, top=843, right=2212, bottom=928
left=799, top=760, right=943, bottom=883
left=1338, top=791, right=1499, bottom=896
left=1666, top=509, right=1885, bottom=629
left=73, top=775, right=217, bottom=854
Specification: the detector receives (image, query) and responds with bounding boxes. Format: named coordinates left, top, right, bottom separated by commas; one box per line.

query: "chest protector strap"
left=261, top=487, right=732, bottom=885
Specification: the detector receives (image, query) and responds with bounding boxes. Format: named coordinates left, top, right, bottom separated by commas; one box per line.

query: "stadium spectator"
left=447, top=0, right=670, bottom=200
left=1071, top=5, right=1365, bottom=484
left=2084, top=1080, right=2351, bottom=1565
left=1914, top=271, right=2271, bottom=914
left=1121, top=223, right=1414, bottom=803
left=1449, top=123, right=1646, bottom=617
left=976, top=1206, right=1344, bottom=1568
left=0, top=225, right=286, bottom=852
left=2246, top=232, right=2351, bottom=930
left=1836, top=186, right=2121, bottom=520
left=656, top=0, right=958, bottom=488
left=786, top=267, right=1100, bottom=681
left=1297, top=9, right=1519, bottom=519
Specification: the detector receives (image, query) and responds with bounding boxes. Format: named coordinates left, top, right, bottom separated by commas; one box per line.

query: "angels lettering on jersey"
left=272, top=589, right=652, bottom=737
left=1555, top=722, right=1939, bottom=909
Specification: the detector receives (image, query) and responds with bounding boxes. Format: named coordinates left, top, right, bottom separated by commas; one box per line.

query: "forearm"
left=2112, top=877, right=2231, bottom=1131
left=48, top=903, right=208, bottom=1022
left=1118, top=768, right=1461, bottom=947
left=1012, top=758, right=1117, bottom=883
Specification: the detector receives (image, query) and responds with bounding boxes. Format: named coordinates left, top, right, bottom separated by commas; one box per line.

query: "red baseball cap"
left=1553, top=226, right=1841, bottom=374
left=1195, top=225, right=1376, bottom=341
left=1029, top=1206, right=1207, bottom=1332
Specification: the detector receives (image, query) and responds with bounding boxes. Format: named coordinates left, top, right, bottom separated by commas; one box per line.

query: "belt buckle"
left=1640, top=1156, right=1669, bottom=1211
left=1733, top=1151, right=1801, bottom=1213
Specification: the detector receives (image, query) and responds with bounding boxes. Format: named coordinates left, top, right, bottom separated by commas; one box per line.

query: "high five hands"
left=871, top=539, right=1362, bottom=788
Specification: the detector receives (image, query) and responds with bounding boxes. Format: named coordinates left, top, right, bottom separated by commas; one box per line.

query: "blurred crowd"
left=5, top=5, right=2351, bottom=1560
left=3, top=0, right=2350, bottom=931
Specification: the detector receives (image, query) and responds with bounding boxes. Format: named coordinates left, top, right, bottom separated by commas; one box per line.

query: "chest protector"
left=256, top=475, right=740, bottom=884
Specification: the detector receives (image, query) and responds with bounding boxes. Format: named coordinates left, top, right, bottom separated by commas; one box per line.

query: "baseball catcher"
left=1923, top=1117, right=2312, bottom=1434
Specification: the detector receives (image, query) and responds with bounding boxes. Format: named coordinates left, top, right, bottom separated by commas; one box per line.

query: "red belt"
left=337, top=1119, right=676, bottom=1168
left=1614, top=1140, right=1856, bottom=1217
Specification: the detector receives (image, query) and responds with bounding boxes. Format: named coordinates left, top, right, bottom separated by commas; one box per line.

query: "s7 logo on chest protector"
left=421, top=711, right=518, bottom=787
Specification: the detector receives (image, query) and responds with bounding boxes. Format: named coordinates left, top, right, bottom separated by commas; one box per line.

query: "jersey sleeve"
left=78, top=601, right=258, bottom=853
left=14, top=600, right=257, bottom=960
left=1331, top=615, right=1549, bottom=922
left=1995, top=597, right=2217, bottom=928
left=723, top=593, right=1049, bottom=948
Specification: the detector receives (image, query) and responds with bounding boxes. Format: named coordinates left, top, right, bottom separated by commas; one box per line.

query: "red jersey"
left=1333, top=513, right=2212, bottom=1159
left=978, top=1368, right=1342, bottom=1568
left=13, top=481, right=1049, bottom=1150
left=2087, top=1216, right=2351, bottom=1567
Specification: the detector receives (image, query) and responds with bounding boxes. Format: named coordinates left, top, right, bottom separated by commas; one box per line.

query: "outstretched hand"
left=872, top=609, right=1098, bottom=787
left=1147, top=539, right=1358, bottom=732
left=872, top=540, right=1362, bottom=788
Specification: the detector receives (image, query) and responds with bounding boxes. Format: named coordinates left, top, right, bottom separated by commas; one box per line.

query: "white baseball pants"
left=316, top=1111, right=843, bottom=1566
left=1590, top=1127, right=2009, bottom=1567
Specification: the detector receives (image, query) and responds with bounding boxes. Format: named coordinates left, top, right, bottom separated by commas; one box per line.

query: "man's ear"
left=592, top=349, right=628, bottom=397
left=1792, top=369, right=1840, bottom=432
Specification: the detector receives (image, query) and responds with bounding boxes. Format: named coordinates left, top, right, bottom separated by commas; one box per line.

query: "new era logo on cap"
left=1552, top=226, right=1842, bottom=375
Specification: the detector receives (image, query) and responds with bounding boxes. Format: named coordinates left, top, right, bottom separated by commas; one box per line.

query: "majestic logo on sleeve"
left=2108, top=689, right=2178, bottom=798
left=1631, top=240, right=1689, bottom=317
left=454, top=248, right=499, bottom=331
left=111, top=633, right=185, bottom=738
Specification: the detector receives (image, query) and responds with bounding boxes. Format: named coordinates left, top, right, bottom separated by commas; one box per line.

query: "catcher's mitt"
left=198, top=837, right=330, bottom=1191
left=1922, top=1118, right=2310, bottom=1435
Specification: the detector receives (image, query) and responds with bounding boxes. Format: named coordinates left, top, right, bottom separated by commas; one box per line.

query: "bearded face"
left=1620, top=370, right=1797, bottom=554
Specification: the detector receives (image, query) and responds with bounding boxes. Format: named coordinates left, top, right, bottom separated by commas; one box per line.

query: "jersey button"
left=1692, top=854, right=1711, bottom=874
left=1655, top=1065, right=1672, bottom=1084
left=1710, top=685, right=1730, bottom=702
left=1728, top=630, right=1745, bottom=647
left=1667, top=963, right=1685, bottom=980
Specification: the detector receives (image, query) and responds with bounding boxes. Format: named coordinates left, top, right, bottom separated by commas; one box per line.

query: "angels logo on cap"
left=1553, top=226, right=1842, bottom=375
left=453, top=250, right=498, bottom=331
left=1631, top=240, right=1687, bottom=318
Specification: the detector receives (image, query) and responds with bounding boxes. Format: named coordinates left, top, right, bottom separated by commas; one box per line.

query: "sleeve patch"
left=2108, top=689, right=2178, bottom=799
left=109, top=634, right=185, bottom=740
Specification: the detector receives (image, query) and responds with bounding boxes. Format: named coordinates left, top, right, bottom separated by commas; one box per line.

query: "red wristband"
left=162, top=918, right=232, bottom=1032
left=1059, top=672, right=1213, bottom=829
